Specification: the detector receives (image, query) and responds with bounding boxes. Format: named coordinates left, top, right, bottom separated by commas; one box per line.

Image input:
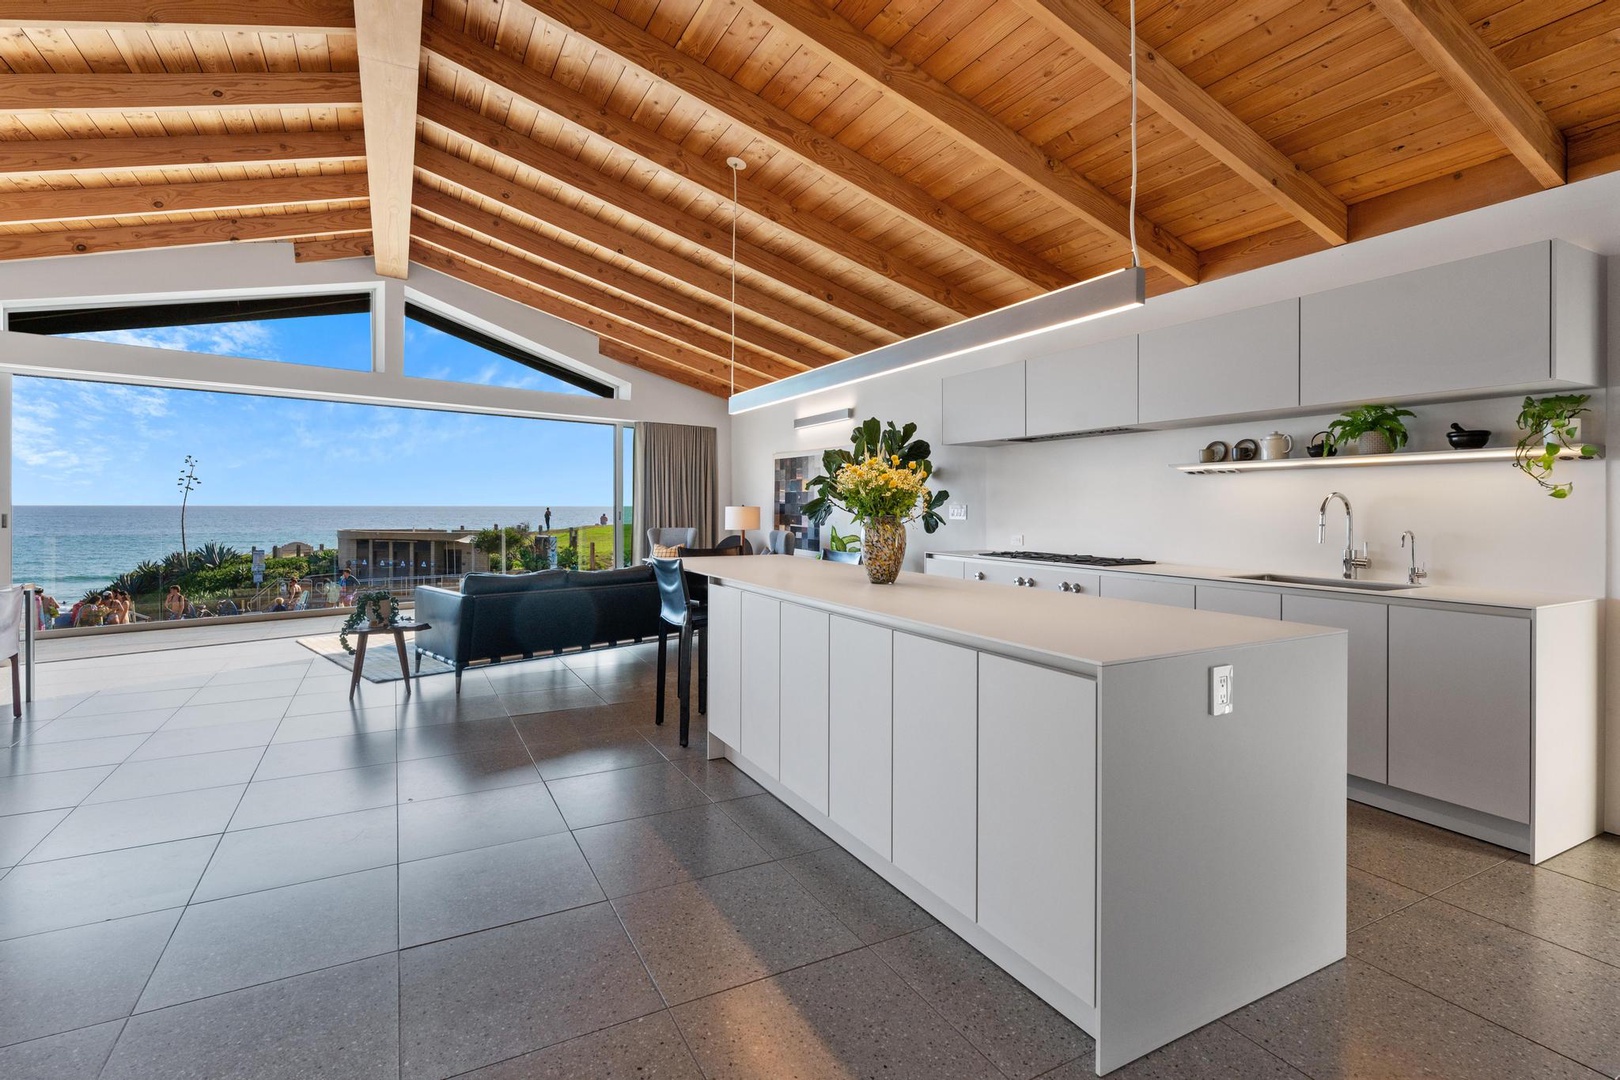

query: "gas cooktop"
left=977, top=551, right=1156, bottom=567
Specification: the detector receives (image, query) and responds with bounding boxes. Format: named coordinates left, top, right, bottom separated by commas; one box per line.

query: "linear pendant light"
left=728, top=0, right=1148, bottom=415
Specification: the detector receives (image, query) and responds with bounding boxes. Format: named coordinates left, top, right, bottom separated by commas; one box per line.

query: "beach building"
left=270, top=541, right=316, bottom=558
left=336, top=527, right=487, bottom=585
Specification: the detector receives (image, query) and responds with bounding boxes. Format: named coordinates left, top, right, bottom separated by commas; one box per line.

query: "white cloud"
left=70, top=319, right=281, bottom=361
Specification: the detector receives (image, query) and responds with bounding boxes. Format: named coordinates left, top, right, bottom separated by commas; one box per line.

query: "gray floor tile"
left=0, top=837, right=214, bottom=939
left=126, top=720, right=278, bottom=761
left=83, top=747, right=263, bottom=804
left=782, top=845, right=936, bottom=944
left=399, top=832, right=603, bottom=947
left=283, top=689, right=395, bottom=719
left=1227, top=957, right=1601, bottom=1080
left=664, top=755, right=764, bottom=800
left=62, top=688, right=196, bottom=718
left=26, top=709, right=174, bottom=744
left=136, top=866, right=398, bottom=1011
left=0, top=910, right=179, bottom=1046
left=1346, top=867, right=1424, bottom=932
left=194, top=806, right=397, bottom=902
left=0, top=765, right=115, bottom=816
left=1346, top=801, right=1512, bottom=895
left=1541, top=834, right=1620, bottom=893
left=394, top=695, right=508, bottom=729
left=481, top=664, right=589, bottom=694
left=25, top=784, right=244, bottom=863
left=396, top=744, right=541, bottom=802
left=500, top=685, right=609, bottom=716
left=398, top=902, right=662, bottom=1080
left=252, top=730, right=398, bottom=781
left=0, top=734, right=148, bottom=777
left=397, top=782, right=569, bottom=863
left=1350, top=898, right=1620, bottom=1074
left=206, top=662, right=313, bottom=686
left=271, top=705, right=398, bottom=743
left=1041, top=1022, right=1301, bottom=1079
left=459, top=1012, right=703, bottom=1079
left=554, top=674, right=652, bottom=706
left=395, top=719, right=524, bottom=762
left=874, top=924, right=1091, bottom=1079
left=0, top=807, right=69, bottom=866
left=613, top=860, right=861, bottom=1005
left=575, top=802, right=771, bottom=898
left=228, top=763, right=395, bottom=830
left=0, top=1020, right=124, bottom=1080
left=518, top=719, right=665, bottom=781
left=161, top=696, right=290, bottom=730
left=1439, top=860, right=1620, bottom=967
left=102, top=953, right=399, bottom=1080
left=714, top=791, right=833, bottom=858
left=185, top=678, right=304, bottom=706
left=547, top=761, right=708, bottom=830
left=671, top=947, right=1002, bottom=1079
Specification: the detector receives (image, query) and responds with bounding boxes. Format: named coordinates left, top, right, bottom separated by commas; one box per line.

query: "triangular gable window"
left=404, top=304, right=613, bottom=397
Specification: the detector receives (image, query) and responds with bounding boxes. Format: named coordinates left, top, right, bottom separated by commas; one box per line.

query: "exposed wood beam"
left=353, top=0, right=420, bottom=279
left=0, top=206, right=370, bottom=261
left=0, top=72, right=363, bottom=112
left=744, top=0, right=1199, bottom=283
left=418, top=93, right=924, bottom=342
left=1372, top=0, right=1564, bottom=186
left=0, top=172, right=368, bottom=226
left=1013, top=0, right=1348, bottom=245
left=422, top=15, right=984, bottom=319
left=0, top=1, right=355, bottom=33
left=0, top=130, right=364, bottom=175
left=524, top=0, right=1074, bottom=293
left=1569, top=121, right=1620, bottom=183
left=413, top=184, right=815, bottom=380
left=415, top=143, right=861, bottom=358
left=295, top=234, right=375, bottom=262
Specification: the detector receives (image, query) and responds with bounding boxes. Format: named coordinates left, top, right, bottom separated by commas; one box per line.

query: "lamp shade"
left=724, top=505, right=761, bottom=531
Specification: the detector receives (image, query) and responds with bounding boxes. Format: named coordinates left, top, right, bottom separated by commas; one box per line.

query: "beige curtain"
left=634, top=422, right=718, bottom=555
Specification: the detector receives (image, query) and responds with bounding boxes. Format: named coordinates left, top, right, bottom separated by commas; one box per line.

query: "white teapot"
left=1258, top=431, right=1294, bottom=460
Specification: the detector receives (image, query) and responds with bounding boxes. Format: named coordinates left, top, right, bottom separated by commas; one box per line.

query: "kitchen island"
left=682, top=556, right=1349, bottom=1075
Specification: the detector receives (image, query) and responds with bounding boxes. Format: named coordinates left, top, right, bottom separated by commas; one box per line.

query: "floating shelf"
left=1172, top=446, right=1604, bottom=475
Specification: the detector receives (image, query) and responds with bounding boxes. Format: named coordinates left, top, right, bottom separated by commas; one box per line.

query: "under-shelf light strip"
left=1173, top=446, right=1601, bottom=473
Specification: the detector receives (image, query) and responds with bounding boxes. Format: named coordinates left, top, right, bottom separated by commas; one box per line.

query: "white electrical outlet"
left=1011, top=534, right=1025, bottom=548
left=1210, top=664, right=1234, bottom=716
left=948, top=503, right=968, bottom=521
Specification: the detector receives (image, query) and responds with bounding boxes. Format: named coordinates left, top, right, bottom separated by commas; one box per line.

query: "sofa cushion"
left=460, top=569, right=570, bottom=596
left=567, top=566, right=654, bottom=588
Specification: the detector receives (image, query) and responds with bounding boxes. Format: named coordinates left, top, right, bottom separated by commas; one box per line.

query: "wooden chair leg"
left=655, top=625, right=668, bottom=726
left=9, top=655, right=18, bottom=719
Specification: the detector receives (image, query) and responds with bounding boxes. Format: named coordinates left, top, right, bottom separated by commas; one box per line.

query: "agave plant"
left=163, top=549, right=197, bottom=575
left=190, top=542, right=242, bottom=570
left=802, top=418, right=950, bottom=534
left=130, top=560, right=164, bottom=593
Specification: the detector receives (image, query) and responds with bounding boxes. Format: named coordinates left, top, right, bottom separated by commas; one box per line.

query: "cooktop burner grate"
left=977, top=551, right=1156, bottom=567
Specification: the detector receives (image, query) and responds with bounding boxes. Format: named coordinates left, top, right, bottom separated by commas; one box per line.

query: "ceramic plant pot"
left=862, top=516, right=906, bottom=585
left=1356, top=431, right=1393, bottom=455
left=367, top=595, right=396, bottom=628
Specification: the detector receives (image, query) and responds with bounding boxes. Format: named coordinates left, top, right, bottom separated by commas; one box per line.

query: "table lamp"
left=723, top=505, right=761, bottom=553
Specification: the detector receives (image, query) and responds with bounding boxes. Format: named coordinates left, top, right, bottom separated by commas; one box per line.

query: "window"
left=7, top=294, right=373, bottom=371
left=404, top=304, right=613, bottom=397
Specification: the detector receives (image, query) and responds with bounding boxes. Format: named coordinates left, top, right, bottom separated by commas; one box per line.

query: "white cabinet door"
left=978, top=654, right=1097, bottom=1007
left=1138, top=299, right=1299, bottom=423
left=1100, top=576, right=1195, bottom=609
left=924, top=556, right=966, bottom=578
left=779, top=603, right=830, bottom=814
left=1025, top=336, right=1138, bottom=436
left=1388, top=606, right=1531, bottom=823
left=740, top=592, right=781, bottom=779
left=892, top=633, right=977, bottom=917
left=1283, top=594, right=1387, bottom=784
left=705, top=584, right=742, bottom=749
left=943, top=362, right=1025, bottom=444
left=828, top=615, right=894, bottom=857
left=1196, top=585, right=1282, bottom=620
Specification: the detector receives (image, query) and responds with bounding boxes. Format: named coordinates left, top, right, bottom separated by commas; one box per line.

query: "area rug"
left=297, top=634, right=455, bottom=683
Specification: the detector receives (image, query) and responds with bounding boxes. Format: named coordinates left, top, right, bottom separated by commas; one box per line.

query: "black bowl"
left=1446, top=429, right=1491, bottom=450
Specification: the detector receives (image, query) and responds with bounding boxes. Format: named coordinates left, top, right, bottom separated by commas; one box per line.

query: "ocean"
left=15, top=505, right=620, bottom=598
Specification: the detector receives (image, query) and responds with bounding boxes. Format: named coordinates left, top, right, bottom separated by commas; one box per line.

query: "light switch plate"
left=1210, top=664, right=1234, bottom=716
left=948, top=503, right=968, bottom=521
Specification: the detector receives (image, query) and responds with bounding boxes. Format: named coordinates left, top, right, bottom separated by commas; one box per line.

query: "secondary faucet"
left=1401, top=530, right=1428, bottom=586
left=1318, top=491, right=1371, bottom=580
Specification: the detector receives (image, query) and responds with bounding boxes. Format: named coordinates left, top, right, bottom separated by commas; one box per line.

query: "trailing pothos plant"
left=803, top=418, right=950, bottom=533
left=1515, top=394, right=1597, bottom=499
left=339, top=589, right=399, bottom=655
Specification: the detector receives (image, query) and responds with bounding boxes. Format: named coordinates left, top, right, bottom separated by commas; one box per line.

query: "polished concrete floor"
left=2, top=636, right=1618, bottom=1079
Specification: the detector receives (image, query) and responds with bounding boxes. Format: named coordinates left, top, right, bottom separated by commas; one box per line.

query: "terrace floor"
left=2, top=635, right=1618, bottom=1079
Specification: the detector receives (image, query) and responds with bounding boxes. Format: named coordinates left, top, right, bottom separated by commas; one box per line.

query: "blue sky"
left=14, top=313, right=617, bottom=506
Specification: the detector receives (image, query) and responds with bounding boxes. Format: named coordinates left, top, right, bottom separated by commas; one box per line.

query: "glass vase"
left=862, top=516, right=906, bottom=584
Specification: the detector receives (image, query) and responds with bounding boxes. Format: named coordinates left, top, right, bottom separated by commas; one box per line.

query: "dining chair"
left=651, top=557, right=705, bottom=747
left=767, top=530, right=797, bottom=555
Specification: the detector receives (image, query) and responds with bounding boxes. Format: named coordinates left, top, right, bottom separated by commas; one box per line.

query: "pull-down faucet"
left=1318, top=492, right=1370, bottom=580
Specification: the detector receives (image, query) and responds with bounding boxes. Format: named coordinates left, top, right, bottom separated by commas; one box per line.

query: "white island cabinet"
left=691, top=556, right=1346, bottom=1076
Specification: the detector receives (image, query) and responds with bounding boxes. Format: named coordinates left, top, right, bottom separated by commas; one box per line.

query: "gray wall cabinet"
left=1138, top=299, right=1300, bottom=423
left=1024, top=337, right=1138, bottom=437
left=942, top=360, right=1025, bottom=445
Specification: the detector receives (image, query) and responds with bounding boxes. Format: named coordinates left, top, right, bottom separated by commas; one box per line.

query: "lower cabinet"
left=1283, top=594, right=1387, bottom=784
left=892, top=633, right=978, bottom=917
left=705, top=584, right=742, bottom=748
left=978, top=653, right=1097, bottom=1007
left=924, top=556, right=966, bottom=578
left=1388, top=606, right=1531, bottom=823
left=779, top=603, right=830, bottom=814
left=1196, top=585, right=1282, bottom=620
left=739, top=592, right=781, bottom=779
left=1099, top=576, right=1194, bottom=608
left=828, top=615, right=894, bottom=858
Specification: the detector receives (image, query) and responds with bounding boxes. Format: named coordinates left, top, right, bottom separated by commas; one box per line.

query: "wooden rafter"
left=414, top=144, right=863, bottom=359
left=354, top=0, right=421, bottom=279
left=294, top=235, right=375, bottom=262
left=1013, top=0, right=1349, bottom=245
left=0, top=0, right=356, bottom=33
left=0, top=207, right=371, bottom=262
left=417, top=93, right=924, bottom=343
left=525, top=0, right=1074, bottom=293
left=0, top=131, right=364, bottom=176
left=1372, top=0, right=1564, bottom=187
left=0, top=173, right=369, bottom=227
left=0, top=73, right=363, bottom=112
left=743, top=0, right=1200, bottom=283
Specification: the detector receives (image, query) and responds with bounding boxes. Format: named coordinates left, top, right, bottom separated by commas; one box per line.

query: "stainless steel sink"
left=1231, top=573, right=1418, bottom=592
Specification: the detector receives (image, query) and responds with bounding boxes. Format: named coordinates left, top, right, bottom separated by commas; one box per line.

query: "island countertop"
left=681, top=555, right=1341, bottom=673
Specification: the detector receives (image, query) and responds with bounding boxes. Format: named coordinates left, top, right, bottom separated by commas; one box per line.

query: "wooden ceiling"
left=2, top=0, right=1619, bottom=396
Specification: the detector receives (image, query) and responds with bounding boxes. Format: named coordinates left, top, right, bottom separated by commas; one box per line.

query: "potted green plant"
left=822, top=525, right=862, bottom=563
left=1326, top=404, right=1415, bottom=455
left=1514, top=394, right=1597, bottom=498
left=339, top=589, right=398, bottom=654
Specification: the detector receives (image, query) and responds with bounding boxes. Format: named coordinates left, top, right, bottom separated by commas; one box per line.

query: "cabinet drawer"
left=1196, top=585, right=1282, bottom=619
left=1100, top=576, right=1195, bottom=608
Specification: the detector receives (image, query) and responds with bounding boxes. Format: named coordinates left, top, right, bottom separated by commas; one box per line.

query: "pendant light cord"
left=726, top=157, right=745, bottom=398
left=1128, top=0, right=1139, bottom=270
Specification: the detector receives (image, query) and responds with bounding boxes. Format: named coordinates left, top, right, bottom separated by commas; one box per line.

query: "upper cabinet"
left=1024, top=337, right=1139, bottom=437
left=1138, top=299, right=1299, bottom=423
left=1299, top=241, right=1601, bottom=407
left=943, top=360, right=1025, bottom=445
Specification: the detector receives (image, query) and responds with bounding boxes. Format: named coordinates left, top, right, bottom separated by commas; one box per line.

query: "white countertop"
left=683, top=556, right=1341, bottom=671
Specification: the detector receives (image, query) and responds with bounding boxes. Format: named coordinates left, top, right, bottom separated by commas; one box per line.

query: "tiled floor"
left=3, top=635, right=1619, bottom=1079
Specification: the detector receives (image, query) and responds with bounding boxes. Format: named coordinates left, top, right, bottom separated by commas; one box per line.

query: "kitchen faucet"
left=1317, top=491, right=1370, bottom=580
left=1401, top=530, right=1428, bottom=585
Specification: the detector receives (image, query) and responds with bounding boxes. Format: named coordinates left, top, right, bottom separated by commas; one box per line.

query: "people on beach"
left=323, top=578, right=340, bottom=607
left=544, top=507, right=552, bottom=531
left=270, top=596, right=287, bottom=613
left=338, top=569, right=358, bottom=605
left=76, top=596, right=104, bottom=627
left=288, top=576, right=304, bottom=609
left=164, top=585, right=187, bottom=621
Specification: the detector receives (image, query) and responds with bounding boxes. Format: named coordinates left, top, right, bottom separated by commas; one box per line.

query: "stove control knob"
left=1059, top=581, right=1072, bottom=592
left=1023, top=577, right=1036, bottom=588
left=973, top=571, right=985, bottom=581
left=1013, top=576, right=1026, bottom=586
